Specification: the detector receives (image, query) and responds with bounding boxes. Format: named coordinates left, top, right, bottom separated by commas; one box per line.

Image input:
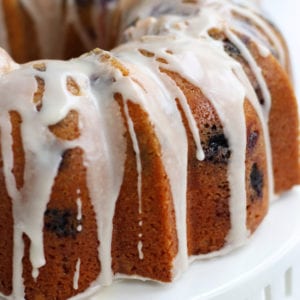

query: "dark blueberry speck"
left=241, top=35, right=251, bottom=46
left=76, top=0, right=91, bottom=6
left=205, top=133, right=231, bottom=164
left=250, top=163, right=263, bottom=198
left=223, top=39, right=241, bottom=58
left=255, top=86, right=265, bottom=105
left=247, top=131, right=259, bottom=151
left=151, top=4, right=173, bottom=16
left=45, top=208, right=79, bottom=238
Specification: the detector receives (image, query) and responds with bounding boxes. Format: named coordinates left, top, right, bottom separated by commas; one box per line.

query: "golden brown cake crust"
left=161, top=70, right=231, bottom=255
left=22, top=148, right=101, bottom=300
left=209, top=28, right=300, bottom=194
left=162, top=70, right=269, bottom=255
left=244, top=101, right=269, bottom=233
left=20, top=105, right=100, bottom=298
left=245, top=38, right=300, bottom=193
left=0, top=140, right=13, bottom=296
left=112, top=95, right=178, bottom=282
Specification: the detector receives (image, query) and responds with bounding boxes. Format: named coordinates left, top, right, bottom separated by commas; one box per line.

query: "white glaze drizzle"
left=0, top=112, right=25, bottom=299
left=76, top=189, right=83, bottom=232
left=122, top=100, right=144, bottom=260
left=123, top=101, right=142, bottom=211
left=0, top=54, right=126, bottom=296
left=225, top=28, right=271, bottom=119
left=120, top=0, right=286, bottom=106
left=230, top=5, right=286, bottom=67
left=120, top=1, right=275, bottom=120
left=76, top=196, right=83, bottom=221
left=137, top=240, right=144, bottom=260
left=113, top=45, right=190, bottom=276
left=73, top=258, right=81, bottom=290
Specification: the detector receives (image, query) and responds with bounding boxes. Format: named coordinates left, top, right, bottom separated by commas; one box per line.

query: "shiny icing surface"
left=0, top=0, right=287, bottom=299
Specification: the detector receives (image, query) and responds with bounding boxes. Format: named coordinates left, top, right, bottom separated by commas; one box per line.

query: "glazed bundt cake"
left=0, top=0, right=299, bottom=299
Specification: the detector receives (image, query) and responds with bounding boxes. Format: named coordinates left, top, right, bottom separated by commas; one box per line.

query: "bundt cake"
left=0, top=0, right=299, bottom=299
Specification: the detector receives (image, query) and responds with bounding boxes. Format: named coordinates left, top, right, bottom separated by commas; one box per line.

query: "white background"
left=262, top=0, right=300, bottom=97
